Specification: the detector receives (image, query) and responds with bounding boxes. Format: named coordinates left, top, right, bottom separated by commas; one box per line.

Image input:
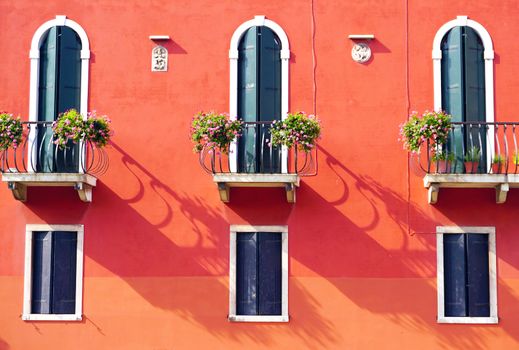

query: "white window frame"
left=228, top=16, right=290, bottom=173
left=229, top=225, right=288, bottom=322
left=432, top=16, right=494, bottom=170
left=436, top=226, right=498, bottom=324
left=22, top=224, right=84, bottom=321
left=27, top=15, right=90, bottom=172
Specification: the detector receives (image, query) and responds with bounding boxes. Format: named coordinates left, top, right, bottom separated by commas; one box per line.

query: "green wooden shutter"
left=37, top=27, right=58, bottom=172
left=258, top=27, right=281, bottom=173
left=442, top=26, right=487, bottom=173
left=37, top=26, right=82, bottom=173
left=238, top=27, right=258, bottom=173
left=441, top=27, right=464, bottom=172
left=56, top=27, right=82, bottom=172
left=463, top=27, right=486, bottom=172
left=237, top=26, right=282, bottom=173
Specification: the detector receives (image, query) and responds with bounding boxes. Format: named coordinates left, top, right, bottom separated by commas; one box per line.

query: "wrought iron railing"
left=0, top=121, right=109, bottom=175
left=199, top=121, right=318, bottom=176
left=420, top=121, right=519, bottom=175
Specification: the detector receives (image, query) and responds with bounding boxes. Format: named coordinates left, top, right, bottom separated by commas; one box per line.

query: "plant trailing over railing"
left=84, top=111, right=112, bottom=147
left=190, top=111, right=243, bottom=153
left=53, top=109, right=112, bottom=149
left=0, top=112, right=23, bottom=151
left=400, top=110, right=452, bottom=153
left=270, top=112, right=321, bottom=152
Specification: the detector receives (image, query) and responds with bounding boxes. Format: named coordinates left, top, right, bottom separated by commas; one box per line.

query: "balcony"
left=420, top=122, right=519, bottom=204
left=199, top=121, right=317, bottom=203
left=0, top=122, right=108, bottom=202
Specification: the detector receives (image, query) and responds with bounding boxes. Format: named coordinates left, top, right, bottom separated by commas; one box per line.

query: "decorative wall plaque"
left=151, top=45, right=168, bottom=72
left=351, top=43, right=371, bottom=63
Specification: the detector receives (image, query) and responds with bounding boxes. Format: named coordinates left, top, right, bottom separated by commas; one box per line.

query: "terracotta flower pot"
left=436, top=160, right=451, bottom=174
left=465, top=161, right=479, bottom=174
left=492, top=163, right=502, bottom=174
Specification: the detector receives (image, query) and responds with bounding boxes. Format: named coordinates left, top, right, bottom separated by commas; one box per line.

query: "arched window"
left=433, top=16, right=494, bottom=172
left=28, top=16, right=90, bottom=173
left=229, top=16, right=290, bottom=174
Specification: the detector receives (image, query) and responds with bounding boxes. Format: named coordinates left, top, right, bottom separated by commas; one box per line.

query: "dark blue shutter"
left=466, top=234, right=490, bottom=317
left=441, top=27, right=464, bottom=172
left=38, top=27, right=59, bottom=172
left=443, top=234, right=467, bottom=317
left=51, top=231, right=77, bottom=314
left=463, top=27, right=487, bottom=172
left=238, top=27, right=258, bottom=173
left=236, top=233, right=257, bottom=315
left=31, top=232, right=53, bottom=314
left=257, top=232, right=282, bottom=315
left=258, top=27, right=281, bottom=173
left=238, top=26, right=282, bottom=174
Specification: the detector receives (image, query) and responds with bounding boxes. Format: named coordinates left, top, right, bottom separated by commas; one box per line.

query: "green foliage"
left=270, top=112, right=321, bottom=152
left=513, top=152, right=519, bottom=166
left=464, top=146, right=481, bottom=162
left=492, top=154, right=504, bottom=164
left=399, top=110, right=452, bottom=153
left=84, top=111, right=112, bottom=148
left=432, top=150, right=455, bottom=162
left=0, top=113, right=23, bottom=150
left=190, top=112, right=243, bottom=153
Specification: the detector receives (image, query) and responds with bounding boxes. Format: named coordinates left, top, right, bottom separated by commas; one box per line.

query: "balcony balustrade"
left=420, top=121, right=519, bottom=203
left=199, top=121, right=317, bottom=203
left=0, top=122, right=108, bottom=202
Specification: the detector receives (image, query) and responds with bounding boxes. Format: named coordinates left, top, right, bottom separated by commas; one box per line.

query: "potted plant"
left=491, top=154, right=504, bottom=174
left=399, top=110, right=452, bottom=154
left=270, top=111, right=321, bottom=152
left=432, top=150, right=455, bottom=174
left=52, top=109, right=85, bottom=149
left=0, top=112, right=23, bottom=151
left=190, top=112, right=243, bottom=154
left=53, top=109, right=112, bottom=149
left=84, top=111, right=112, bottom=147
left=464, top=146, right=481, bottom=173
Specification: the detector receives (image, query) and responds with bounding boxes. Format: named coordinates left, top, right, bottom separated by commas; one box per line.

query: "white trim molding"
left=229, top=225, right=289, bottom=322
left=28, top=16, right=90, bottom=172
left=436, top=226, right=498, bottom=324
left=228, top=16, right=290, bottom=173
left=22, top=224, right=84, bottom=321
left=432, top=16, right=494, bottom=171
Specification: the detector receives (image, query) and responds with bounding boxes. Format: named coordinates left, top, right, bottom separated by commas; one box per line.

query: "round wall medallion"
left=351, top=43, right=371, bottom=63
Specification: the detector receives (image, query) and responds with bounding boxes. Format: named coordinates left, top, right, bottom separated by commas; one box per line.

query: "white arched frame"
left=432, top=16, right=494, bottom=122
left=28, top=15, right=90, bottom=172
left=432, top=16, right=494, bottom=170
left=228, top=16, right=290, bottom=173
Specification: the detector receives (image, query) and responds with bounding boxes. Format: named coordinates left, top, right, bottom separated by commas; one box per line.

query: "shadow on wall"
left=23, top=143, right=519, bottom=347
left=285, top=146, right=519, bottom=348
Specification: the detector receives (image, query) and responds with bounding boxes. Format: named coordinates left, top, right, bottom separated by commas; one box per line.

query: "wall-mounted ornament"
left=149, top=35, right=171, bottom=72
left=348, top=34, right=375, bottom=64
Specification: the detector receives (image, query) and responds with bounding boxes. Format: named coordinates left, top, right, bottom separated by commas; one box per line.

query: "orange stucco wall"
left=1, top=0, right=519, bottom=349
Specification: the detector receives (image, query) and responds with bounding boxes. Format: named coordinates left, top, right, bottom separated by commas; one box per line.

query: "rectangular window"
left=437, top=226, right=497, bottom=324
left=23, top=224, right=84, bottom=321
left=229, top=225, right=288, bottom=322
